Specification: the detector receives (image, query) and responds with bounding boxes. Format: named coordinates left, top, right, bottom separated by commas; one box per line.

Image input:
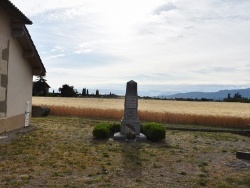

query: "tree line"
left=33, top=76, right=116, bottom=98
left=33, top=76, right=250, bottom=102
left=223, top=92, right=250, bottom=103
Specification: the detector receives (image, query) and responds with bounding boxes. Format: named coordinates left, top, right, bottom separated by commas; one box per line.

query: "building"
left=0, top=0, right=46, bottom=133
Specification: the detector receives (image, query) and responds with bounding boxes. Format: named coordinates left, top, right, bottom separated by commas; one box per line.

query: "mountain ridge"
left=160, top=88, right=250, bottom=100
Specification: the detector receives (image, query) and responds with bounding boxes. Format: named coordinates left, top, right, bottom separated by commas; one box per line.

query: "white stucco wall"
left=0, top=6, right=35, bottom=132
left=7, top=37, right=33, bottom=118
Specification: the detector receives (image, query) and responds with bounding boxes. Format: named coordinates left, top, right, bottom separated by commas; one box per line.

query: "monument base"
left=113, top=132, right=147, bottom=141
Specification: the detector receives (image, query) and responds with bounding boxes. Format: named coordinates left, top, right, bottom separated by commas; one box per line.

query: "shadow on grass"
left=120, top=142, right=143, bottom=179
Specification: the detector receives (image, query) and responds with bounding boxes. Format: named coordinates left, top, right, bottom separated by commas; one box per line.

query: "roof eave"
left=11, top=24, right=46, bottom=76
left=2, top=0, right=46, bottom=76
left=0, top=0, right=32, bottom=24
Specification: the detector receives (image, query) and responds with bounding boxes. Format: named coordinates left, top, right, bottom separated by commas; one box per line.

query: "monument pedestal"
left=113, top=80, right=147, bottom=141
left=113, top=132, right=147, bottom=141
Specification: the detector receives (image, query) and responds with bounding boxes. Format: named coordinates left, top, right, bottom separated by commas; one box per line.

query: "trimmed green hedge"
left=93, top=123, right=110, bottom=139
left=93, top=122, right=166, bottom=141
left=109, top=123, right=120, bottom=134
left=93, top=123, right=121, bottom=139
left=141, top=122, right=166, bottom=142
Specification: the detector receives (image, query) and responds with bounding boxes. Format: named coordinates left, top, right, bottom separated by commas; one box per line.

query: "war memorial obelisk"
left=114, top=80, right=146, bottom=141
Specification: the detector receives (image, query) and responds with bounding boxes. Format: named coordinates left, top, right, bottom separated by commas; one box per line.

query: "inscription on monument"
left=125, top=96, right=137, bottom=108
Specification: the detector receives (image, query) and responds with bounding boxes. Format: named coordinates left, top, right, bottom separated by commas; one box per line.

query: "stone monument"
left=114, top=80, right=146, bottom=141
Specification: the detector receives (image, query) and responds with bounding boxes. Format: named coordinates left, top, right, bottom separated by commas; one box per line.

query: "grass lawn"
left=0, top=116, right=249, bottom=187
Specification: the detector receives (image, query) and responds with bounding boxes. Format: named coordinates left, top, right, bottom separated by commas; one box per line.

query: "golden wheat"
left=33, top=97, right=124, bottom=110
left=32, top=97, right=250, bottom=127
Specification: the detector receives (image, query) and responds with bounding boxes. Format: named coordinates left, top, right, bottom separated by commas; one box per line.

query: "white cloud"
left=154, top=2, right=177, bottom=15
left=10, top=0, right=250, bottom=95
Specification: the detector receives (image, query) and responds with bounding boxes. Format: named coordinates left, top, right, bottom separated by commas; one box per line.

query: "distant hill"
left=160, top=88, right=250, bottom=100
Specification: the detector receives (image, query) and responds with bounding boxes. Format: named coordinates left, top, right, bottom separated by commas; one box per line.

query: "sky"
left=11, top=0, right=250, bottom=96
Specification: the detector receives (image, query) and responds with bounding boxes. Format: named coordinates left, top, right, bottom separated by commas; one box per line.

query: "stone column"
left=0, top=42, right=9, bottom=118
left=114, top=80, right=146, bottom=141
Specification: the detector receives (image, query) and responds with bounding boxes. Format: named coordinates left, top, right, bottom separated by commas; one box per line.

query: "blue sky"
left=12, top=0, right=250, bottom=96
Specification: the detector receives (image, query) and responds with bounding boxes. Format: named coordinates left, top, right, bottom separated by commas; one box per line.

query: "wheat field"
left=32, top=97, right=250, bottom=128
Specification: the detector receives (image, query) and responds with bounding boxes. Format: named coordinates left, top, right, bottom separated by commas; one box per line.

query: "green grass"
left=0, top=116, right=249, bottom=187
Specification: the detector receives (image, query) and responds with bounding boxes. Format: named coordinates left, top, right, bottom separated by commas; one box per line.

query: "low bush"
left=109, top=123, right=120, bottom=134
left=93, top=122, right=166, bottom=141
left=93, top=123, right=110, bottom=139
left=93, top=122, right=121, bottom=139
left=142, top=122, right=166, bottom=142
